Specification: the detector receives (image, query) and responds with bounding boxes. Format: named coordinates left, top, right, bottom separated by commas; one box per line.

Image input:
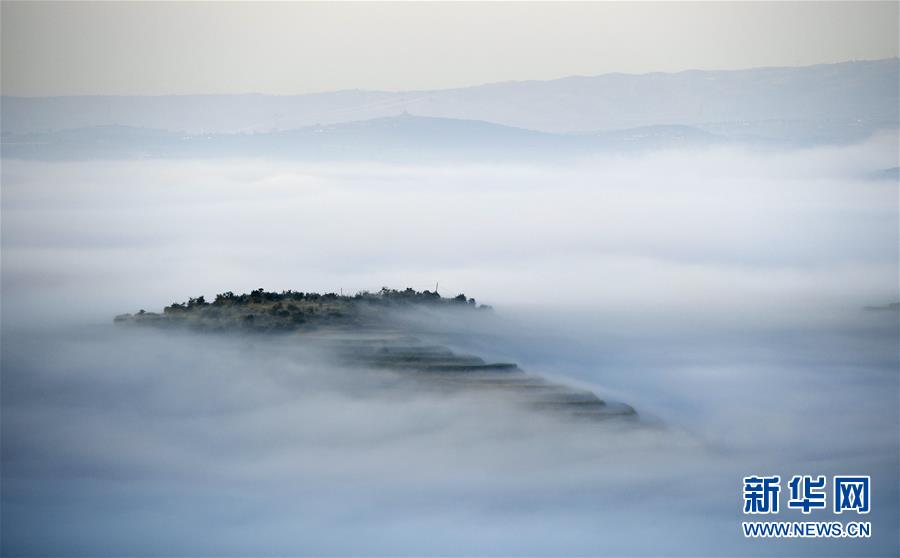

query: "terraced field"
left=115, top=289, right=637, bottom=422
left=329, top=334, right=637, bottom=421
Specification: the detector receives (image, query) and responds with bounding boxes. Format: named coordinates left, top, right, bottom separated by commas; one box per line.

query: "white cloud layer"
left=1, top=139, right=897, bottom=555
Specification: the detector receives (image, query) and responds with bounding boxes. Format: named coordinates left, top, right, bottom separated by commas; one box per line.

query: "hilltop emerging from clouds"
left=113, top=287, right=638, bottom=423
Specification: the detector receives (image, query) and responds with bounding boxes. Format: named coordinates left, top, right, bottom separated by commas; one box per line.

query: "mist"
left=2, top=137, right=898, bottom=555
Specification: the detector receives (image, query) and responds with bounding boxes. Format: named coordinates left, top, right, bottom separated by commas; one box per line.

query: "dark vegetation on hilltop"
left=115, top=287, right=491, bottom=332
left=172, top=287, right=483, bottom=308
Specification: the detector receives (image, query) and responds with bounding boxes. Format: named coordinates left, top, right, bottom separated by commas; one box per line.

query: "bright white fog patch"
left=2, top=139, right=898, bottom=555
left=1, top=137, right=897, bottom=328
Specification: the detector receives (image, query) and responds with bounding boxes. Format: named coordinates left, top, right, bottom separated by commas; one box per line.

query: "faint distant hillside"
left=1, top=115, right=578, bottom=161
left=1, top=114, right=725, bottom=161
left=3, top=59, right=897, bottom=137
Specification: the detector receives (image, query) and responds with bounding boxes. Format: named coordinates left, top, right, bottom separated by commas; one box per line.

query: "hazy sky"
left=2, top=1, right=898, bottom=96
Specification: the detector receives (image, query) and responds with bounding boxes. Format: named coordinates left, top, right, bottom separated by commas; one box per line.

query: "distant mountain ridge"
left=1, top=115, right=582, bottom=161
left=1, top=112, right=892, bottom=162
left=3, top=58, right=897, bottom=136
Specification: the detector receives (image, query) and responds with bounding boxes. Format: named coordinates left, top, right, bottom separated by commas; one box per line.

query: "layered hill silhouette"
left=0, top=114, right=722, bottom=161
left=3, top=59, right=895, bottom=160
left=3, top=59, right=896, bottom=135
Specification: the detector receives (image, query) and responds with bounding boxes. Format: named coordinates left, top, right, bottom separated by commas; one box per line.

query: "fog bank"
left=2, top=136, right=897, bottom=328
left=2, top=139, right=898, bottom=555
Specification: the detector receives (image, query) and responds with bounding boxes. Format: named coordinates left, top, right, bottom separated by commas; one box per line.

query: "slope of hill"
left=114, top=288, right=638, bottom=423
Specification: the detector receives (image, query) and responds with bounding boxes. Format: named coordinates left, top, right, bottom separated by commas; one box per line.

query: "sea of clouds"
left=2, top=136, right=897, bottom=555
